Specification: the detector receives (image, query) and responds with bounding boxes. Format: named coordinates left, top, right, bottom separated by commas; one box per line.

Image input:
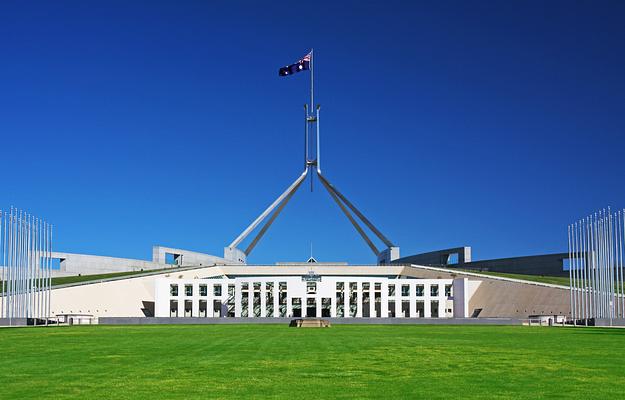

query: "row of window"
left=170, top=282, right=453, bottom=297
left=169, top=297, right=451, bottom=318
left=170, top=282, right=288, bottom=297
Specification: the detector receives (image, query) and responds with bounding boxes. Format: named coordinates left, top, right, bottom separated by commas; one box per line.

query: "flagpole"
left=310, top=48, right=314, bottom=114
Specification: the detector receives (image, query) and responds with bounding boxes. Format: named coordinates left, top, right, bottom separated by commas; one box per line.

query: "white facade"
left=155, top=276, right=468, bottom=319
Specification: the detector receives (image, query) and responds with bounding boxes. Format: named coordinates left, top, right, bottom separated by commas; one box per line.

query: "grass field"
left=1, top=325, right=624, bottom=399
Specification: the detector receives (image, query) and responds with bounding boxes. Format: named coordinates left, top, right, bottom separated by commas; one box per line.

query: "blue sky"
left=1, top=1, right=624, bottom=264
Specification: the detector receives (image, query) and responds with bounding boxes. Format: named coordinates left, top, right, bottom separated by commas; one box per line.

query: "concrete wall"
left=48, top=246, right=233, bottom=277
left=400, top=265, right=570, bottom=318
left=52, top=251, right=170, bottom=276
left=152, top=246, right=236, bottom=267
left=461, top=253, right=569, bottom=277
left=396, top=248, right=568, bottom=277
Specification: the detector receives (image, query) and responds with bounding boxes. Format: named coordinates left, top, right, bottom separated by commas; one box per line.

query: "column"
left=234, top=281, right=242, bottom=318
left=395, top=283, right=401, bottom=318
left=381, top=281, right=389, bottom=318
left=410, top=282, right=417, bottom=318
left=260, top=282, right=267, bottom=318
left=178, top=283, right=185, bottom=317
left=192, top=283, right=199, bottom=317
left=356, top=282, right=363, bottom=318
left=424, top=283, right=431, bottom=318
left=331, top=281, right=337, bottom=318
left=316, top=296, right=322, bottom=318
left=286, top=286, right=293, bottom=317
left=207, top=284, right=214, bottom=318
left=368, top=283, right=372, bottom=317
left=344, top=281, right=350, bottom=318
left=248, top=286, right=253, bottom=318
left=273, top=281, right=279, bottom=318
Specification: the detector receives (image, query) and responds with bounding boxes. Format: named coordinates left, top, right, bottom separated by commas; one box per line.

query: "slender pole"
left=584, top=217, right=590, bottom=322
left=48, top=223, right=52, bottom=320
left=316, top=105, right=321, bottom=173
left=7, top=208, right=13, bottom=320
left=568, top=225, right=573, bottom=321
left=304, top=104, right=308, bottom=169
left=577, top=221, right=582, bottom=320
left=18, top=210, right=23, bottom=318
left=0, top=210, right=3, bottom=319
left=620, top=210, right=625, bottom=317
left=310, top=48, right=314, bottom=118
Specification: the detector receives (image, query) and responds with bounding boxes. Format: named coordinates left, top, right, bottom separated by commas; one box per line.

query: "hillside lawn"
left=1, top=324, right=624, bottom=399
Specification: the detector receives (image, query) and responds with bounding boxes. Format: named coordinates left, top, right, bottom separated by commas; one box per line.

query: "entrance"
left=306, top=298, right=317, bottom=318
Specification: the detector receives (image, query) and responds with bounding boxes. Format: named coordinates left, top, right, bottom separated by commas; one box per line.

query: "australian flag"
left=278, top=52, right=311, bottom=76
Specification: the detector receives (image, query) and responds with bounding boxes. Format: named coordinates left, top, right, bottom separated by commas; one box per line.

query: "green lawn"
left=1, top=325, right=624, bottom=399
left=48, top=268, right=177, bottom=286
left=456, top=270, right=571, bottom=286
left=1, top=267, right=181, bottom=292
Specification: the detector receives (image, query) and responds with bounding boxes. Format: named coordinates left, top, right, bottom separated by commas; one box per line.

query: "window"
left=401, top=284, right=410, bottom=296
left=184, top=300, right=192, bottom=317
left=374, top=283, right=381, bottom=291
left=430, top=285, right=439, bottom=297
left=185, top=285, right=193, bottom=296
left=431, top=300, right=439, bottom=318
left=170, top=284, right=179, bottom=296
left=362, top=282, right=370, bottom=291
left=322, top=298, right=331, bottom=318
left=388, top=284, right=395, bottom=296
left=213, top=300, right=222, bottom=317
left=401, top=300, right=410, bottom=317
left=307, top=282, right=317, bottom=294
left=170, top=300, right=178, bottom=317
left=254, top=282, right=261, bottom=292
left=214, top=284, right=222, bottom=296
left=350, top=282, right=357, bottom=292
left=416, top=300, right=424, bottom=318
left=199, top=284, right=207, bottom=297
left=292, top=298, right=302, bottom=317
left=445, top=284, right=452, bottom=297
left=416, top=284, right=424, bottom=297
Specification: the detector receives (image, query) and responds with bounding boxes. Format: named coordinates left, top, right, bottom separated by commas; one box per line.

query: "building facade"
left=155, top=276, right=470, bottom=319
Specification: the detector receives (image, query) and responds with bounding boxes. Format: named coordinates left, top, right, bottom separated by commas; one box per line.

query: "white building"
left=155, top=273, right=471, bottom=319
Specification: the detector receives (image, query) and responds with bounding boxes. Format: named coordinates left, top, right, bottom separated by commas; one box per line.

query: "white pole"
left=584, top=217, right=590, bottom=322
left=568, top=225, right=573, bottom=321
left=578, top=221, right=585, bottom=320
left=310, top=48, right=314, bottom=119
left=48, top=223, right=52, bottom=321
left=7, top=208, right=13, bottom=320
left=18, top=210, right=23, bottom=318
left=0, top=210, right=3, bottom=320
left=620, top=210, right=625, bottom=317
left=572, top=222, right=578, bottom=321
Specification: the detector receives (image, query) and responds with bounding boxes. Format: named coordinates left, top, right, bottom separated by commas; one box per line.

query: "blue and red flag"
left=278, top=52, right=311, bottom=76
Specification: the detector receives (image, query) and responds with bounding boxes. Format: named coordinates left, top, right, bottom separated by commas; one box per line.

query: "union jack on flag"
left=279, top=51, right=312, bottom=77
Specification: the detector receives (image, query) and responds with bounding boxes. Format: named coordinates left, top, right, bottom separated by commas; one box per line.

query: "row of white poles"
left=0, top=207, right=53, bottom=322
left=568, top=208, right=625, bottom=323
